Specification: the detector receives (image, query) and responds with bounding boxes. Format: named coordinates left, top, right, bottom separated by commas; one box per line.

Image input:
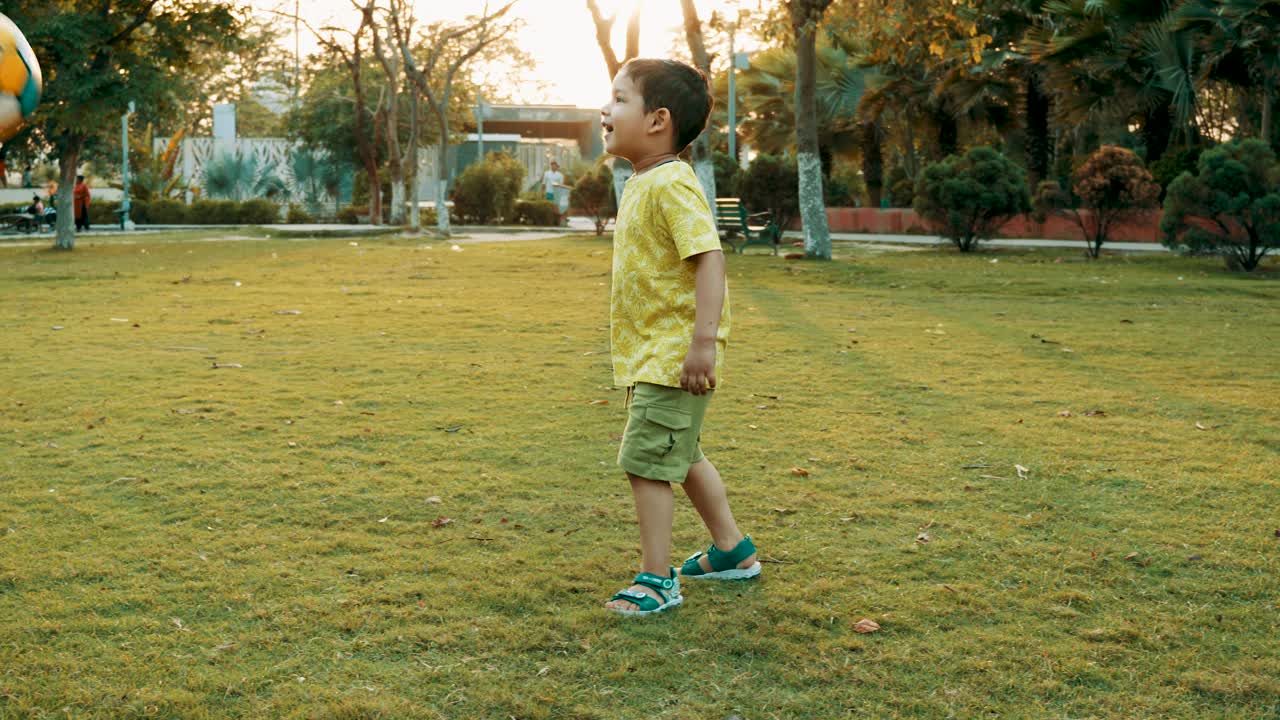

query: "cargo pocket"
left=641, top=404, right=692, bottom=458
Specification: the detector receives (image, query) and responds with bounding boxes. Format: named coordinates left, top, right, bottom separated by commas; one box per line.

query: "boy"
left=601, top=59, right=760, bottom=616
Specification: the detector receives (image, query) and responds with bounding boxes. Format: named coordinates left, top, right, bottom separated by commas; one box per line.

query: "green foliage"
left=1071, top=146, right=1160, bottom=257
left=451, top=152, right=524, bottom=225
left=827, top=162, right=867, bottom=206
left=286, top=204, right=314, bottom=224
left=1160, top=138, right=1280, bottom=271
left=712, top=151, right=740, bottom=198
left=914, top=146, right=1031, bottom=252
left=513, top=199, right=560, bottom=227
left=148, top=199, right=190, bottom=224
left=1148, top=145, right=1203, bottom=197
left=570, top=163, right=617, bottom=236
left=201, top=151, right=288, bottom=203
left=887, top=165, right=915, bottom=208
left=736, top=154, right=799, bottom=234
left=238, top=199, right=280, bottom=224
left=190, top=200, right=244, bottom=224
left=337, top=205, right=366, bottom=224
left=288, top=147, right=345, bottom=211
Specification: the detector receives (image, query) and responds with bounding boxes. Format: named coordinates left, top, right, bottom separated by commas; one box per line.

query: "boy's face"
left=601, top=70, right=669, bottom=160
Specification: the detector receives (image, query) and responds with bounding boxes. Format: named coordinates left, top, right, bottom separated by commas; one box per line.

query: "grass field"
left=1, top=230, right=1277, bottom=719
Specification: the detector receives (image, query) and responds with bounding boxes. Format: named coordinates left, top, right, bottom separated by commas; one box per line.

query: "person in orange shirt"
left=73, top=175, right=91, bottom=231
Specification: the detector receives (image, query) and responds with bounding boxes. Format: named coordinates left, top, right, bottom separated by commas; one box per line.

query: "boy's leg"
left=604, top=472, right=675, bottom=612
left=681, top=458, right=757, bottom=572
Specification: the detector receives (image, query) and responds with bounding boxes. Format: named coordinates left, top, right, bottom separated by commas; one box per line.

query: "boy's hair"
left=621, top=58, right=713, bottom=153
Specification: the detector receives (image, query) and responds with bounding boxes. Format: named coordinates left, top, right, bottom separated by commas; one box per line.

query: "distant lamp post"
left=475, top=93, right=488, bottom=160
left=714, top=8, right=750, bottom=166
left=120, top=100, right=135, bottom=231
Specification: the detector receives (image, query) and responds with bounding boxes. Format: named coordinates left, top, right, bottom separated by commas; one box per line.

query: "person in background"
left=22, top=165, right=32, bottom=188
left=73, top=175, right=91, bottom=231
left=541, top=160, right=570, bottom=225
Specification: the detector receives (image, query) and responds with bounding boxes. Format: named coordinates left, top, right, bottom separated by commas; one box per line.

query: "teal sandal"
left=607, top=567, right=682, bottom=616
left=680, top=535, right=761, bottom=580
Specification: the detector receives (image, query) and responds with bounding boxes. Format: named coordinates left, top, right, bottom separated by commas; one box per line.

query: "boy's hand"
left=681, top=338, right=716, bottom=395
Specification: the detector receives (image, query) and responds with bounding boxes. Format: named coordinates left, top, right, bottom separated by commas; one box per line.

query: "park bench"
left=0, top=209, right=54, bottom=233
left=715, top=198, right=779, bottom=255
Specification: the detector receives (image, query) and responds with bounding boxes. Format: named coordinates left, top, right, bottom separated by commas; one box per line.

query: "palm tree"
left=201, top=150, right=288, bottom=202
left=1032, top=0, right=1201, bottom=164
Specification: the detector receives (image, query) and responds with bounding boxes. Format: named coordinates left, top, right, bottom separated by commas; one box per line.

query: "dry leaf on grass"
left=212, top=363, right=243, bottom=369
left=589, top=400, right=609, bottom=406
left=426, top=496, right=442, bottom=504
left=915, top=532, right=931, bottom=544
left=431, top=517, right=453, bottom=528
left=790, top=467, right=810, bottom=477
left=1015, top=464, right=1030, bottom=479
left=1058, top=410, right=1073, bottom=417
left=853, top=618, right=881, bottom=633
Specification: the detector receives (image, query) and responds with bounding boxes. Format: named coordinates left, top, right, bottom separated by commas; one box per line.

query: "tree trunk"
left=408, top=92, right=420, bottom=232
left=1142, top=102, right=1173, bottom=165
left=436, top=125, right=451, bottom=235
left=795, top=21, right=830, bottom=259
left=936, top=108, right=958, bottom=159
left=54, top=138, right=82, bottom=250
left=679, top=0, right=717, bottom=213
left=861, top=121, right=882, bottom=208
left=1262, top=73, right=1274, bottom=146
left=1025, top=69, right=1051, bottom=188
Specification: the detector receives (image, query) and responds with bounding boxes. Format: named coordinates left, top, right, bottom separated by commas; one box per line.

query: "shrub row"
left=84, top=199, right=282, bottom=225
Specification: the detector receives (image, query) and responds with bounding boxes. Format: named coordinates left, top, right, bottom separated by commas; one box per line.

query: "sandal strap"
left=609, top=589, right=660, bottom=611
left=632, top=570, right=678, bottom=603
left=706, top=535, right=756, bottom=572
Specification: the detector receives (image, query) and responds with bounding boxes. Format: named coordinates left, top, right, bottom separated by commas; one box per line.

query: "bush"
left=190, top=200, right=240, bottom=224
left=1034, top=145, right=1159, bottom=258
left=887, top=164, right=915, bottom=208
left=570, top=162, right=617, bottom=236
left=914, top=146, right=1030, bottom=252
left=149, top=199, right=189, bottom=224
left=286, top=203, right=313, bottom=224
left=735, top=154, right=798, bottom=234
left=337, top=205, right=365, bottom=224
left=828, top=163, right=866, bottom=207
left=513, top=199, right=560, bottom=226
left=238, top=199, right=280, bottom=224
left=1149, top=145, right=1203, bottom=200
left=712, top=151, right=739, bottom=198
left=451, top=151, right=524, bottom=224
left=1160, top=138, right=1280, bottom=272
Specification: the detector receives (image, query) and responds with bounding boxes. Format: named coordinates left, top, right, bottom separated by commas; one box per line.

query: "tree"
left=679, top=0, right=717, bottom=209
left=736, top=153, right=799, bottom=237
left=399, top=2, right=519, bottom=237
left=789, top=0, right=834, bottom=259
left=585, top=0, right=640, bottom=79
left=570, top=161, right=617, bottom=236
left=372, top=0, right=421, bottom=227
left=586, top=0, right=641, bottom=203
left=1161, top=139, right=1280, bottom=272
left=301, top=4, right=384, bottom=225
left=914, top=146, right=1030, bottom=252
left=1035, top=145, right=1160, bottom=258
left=5, top=1, right=239, bottom=249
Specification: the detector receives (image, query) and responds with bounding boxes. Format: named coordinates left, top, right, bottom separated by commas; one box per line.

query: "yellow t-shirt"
left=610, top=160, right=730, bottom=388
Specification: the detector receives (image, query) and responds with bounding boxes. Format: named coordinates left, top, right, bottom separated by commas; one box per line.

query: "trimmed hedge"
left=82, top=199, right=284, bottom=225
left=513, top=199, right=559, bottom=226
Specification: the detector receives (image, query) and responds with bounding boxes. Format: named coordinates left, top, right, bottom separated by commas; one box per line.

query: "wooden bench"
left=715, top=198, right=779, bottom=254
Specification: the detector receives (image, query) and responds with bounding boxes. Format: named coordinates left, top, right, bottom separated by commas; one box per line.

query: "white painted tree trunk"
left=390, top=179, right=406, bottom=226
left=408, top=168, right=420, bottom=231
left=692, top=156, right=717, bottom=220
left=54, top=147, right=79, bottom=250
left=611, top=160, right=633, bottom=208
left=435, top=137, right=450, bottom=233
left=798, top=151, right=831, bottom=259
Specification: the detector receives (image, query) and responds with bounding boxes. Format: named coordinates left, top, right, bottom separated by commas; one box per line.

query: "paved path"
left=2, top=219, right=1171, bottom=254
left=787, top=230, right=1171, bottom=253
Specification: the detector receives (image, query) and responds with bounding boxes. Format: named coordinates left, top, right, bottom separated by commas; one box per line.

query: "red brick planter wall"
left=796, top=208, right=1165, bottom=243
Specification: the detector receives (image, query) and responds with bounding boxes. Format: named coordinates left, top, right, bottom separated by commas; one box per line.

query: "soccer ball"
left=0, top=13, right=41, bottom=143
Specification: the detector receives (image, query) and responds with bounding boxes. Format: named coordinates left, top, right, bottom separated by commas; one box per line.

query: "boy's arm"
left=680, top=249, right=725, bottom=395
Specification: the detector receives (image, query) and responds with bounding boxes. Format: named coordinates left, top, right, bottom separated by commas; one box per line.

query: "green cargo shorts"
left=617, top=382, right=712, bottom=484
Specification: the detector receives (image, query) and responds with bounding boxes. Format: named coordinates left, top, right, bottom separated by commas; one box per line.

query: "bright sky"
left=274, top=0, right=757, bottom=108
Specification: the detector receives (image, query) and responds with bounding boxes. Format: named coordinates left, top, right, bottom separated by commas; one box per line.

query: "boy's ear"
left=646, top=107, right=672, bottom=137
